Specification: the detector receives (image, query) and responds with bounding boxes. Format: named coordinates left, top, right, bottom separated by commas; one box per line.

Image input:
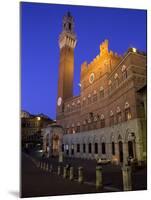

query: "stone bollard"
left=46, top=163, right=48, bottom=171
left=57, top=166, right=61, bottom=176
left=78, top=167, right=84, bottom=184
left=69, top=167, right=74, bottom=181
left=49, top=164, right=53, bottom=172
left=63, top=166, right=67, bottom=178
left=122, top=165, right=132, bottom=191
left=96, top=166, right=103, bottom=190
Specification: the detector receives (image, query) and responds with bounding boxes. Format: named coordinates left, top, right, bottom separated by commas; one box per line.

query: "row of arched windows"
left=65, top=102, right=132, bottom=134
left=65, top=66, right=128, bottom=113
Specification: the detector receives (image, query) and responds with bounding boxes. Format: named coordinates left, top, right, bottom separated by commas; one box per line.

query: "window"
left=95, top=143, right=98, bottom=154
left=88, top=95, right=91, bottom=104
left=83, top=144, right=86, bottom=153
left=100, top=115, right=105, bottom=128
left=93, top=94, right=97, bottom=102
left=108, top=80, right=112, bottom=94
left=112, top=142, right=115, bottom=155
left=88, top=143, right=92, bottom=153
left=114, top=73, right=119, bottom=88
left=100, top=89, right=104, bottom=98
left=110, top=115, right=114, bottom=126
left=71, top=144, right=74, bottom=155
left=77, top=144, right=80, bottom=153
left=125, top=108, right=132, bottom=121
left=69, top=23, right=71, bottom=31
left=116, top=112, right=122, bottom=123
left=122, top=65, right=128, bottom=80
left=76, top=126, right=80, bottom=133
left=102, top=142, right=106, bottom=154
left=62, top=144, right=64, bottom=152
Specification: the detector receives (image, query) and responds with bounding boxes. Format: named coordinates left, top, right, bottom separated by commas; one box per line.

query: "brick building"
left=43, top=12, right=147, bottom=165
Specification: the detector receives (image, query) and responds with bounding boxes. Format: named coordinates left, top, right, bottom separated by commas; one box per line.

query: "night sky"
left=21, top=2, right=147, bottom=120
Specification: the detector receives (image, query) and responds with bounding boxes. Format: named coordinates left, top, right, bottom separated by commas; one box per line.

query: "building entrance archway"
left=119, top=141, right=123, bottom=163
left=52, top=134, right=60, bottom=156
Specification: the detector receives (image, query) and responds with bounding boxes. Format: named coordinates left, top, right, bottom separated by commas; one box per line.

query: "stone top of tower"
left=59, top=12, right=77, bottom=49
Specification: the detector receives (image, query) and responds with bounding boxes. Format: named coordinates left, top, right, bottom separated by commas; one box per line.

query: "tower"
left=57, top=12, right=77, bottom=118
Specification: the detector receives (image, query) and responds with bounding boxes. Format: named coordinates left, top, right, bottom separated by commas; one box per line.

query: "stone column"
left=122, top=165, right=132, bottom=191
left=123, top=143, right=128, bottom=165
left=115, top=142, right=119, bottom=164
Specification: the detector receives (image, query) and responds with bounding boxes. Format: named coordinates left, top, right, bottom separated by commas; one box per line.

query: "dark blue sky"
left=21, top=2, right=147, bottom=120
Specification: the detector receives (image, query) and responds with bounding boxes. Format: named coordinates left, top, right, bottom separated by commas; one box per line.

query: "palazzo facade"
left=43, top=12, right=147, bottom=165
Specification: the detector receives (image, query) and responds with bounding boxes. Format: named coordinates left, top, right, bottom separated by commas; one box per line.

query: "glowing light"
left=78, top=83, right=81, bottom=87
left=132, top=48, right=137, bottom=53
left=37, top=117, right=41, bottom=121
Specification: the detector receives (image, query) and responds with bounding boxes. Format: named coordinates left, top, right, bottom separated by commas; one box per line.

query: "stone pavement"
left=21, top=153, right=106, bottom=198
left=32, top=151, right=147, bottom=191
left=21, top=152, right=147, bottom=198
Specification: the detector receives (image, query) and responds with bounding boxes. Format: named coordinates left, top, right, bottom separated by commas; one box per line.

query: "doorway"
left=119, top=141, right=123, bottom=163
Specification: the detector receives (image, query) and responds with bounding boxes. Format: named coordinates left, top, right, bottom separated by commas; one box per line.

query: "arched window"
left=108, top=80, right=112, bottom=94
left=77, top=144, right=80, bottom=153
left=99, top=86, right=104, bottom=98
left=82, top=97, right=86, bottom=107
left=88, top=94, right=91, bottom=104
left=116, top=106, right=122, bottom=123
left=112, top=142, right=115, bottom=155
left=83, top=144, right=86, bottom=153
left=100, top=114, right=105, bottom=128
left=88, top=143, right=92, bottom=153
left=125, top=102, right=132, bottom=121
left=122, top=65, right=127, bottom=80
left=93, top=90, right=97, bottom=102
left=102, top=142, right=106, bottom=154
left=114, top=73, right=119, bottom=88
left=95, top=143, right=98, bottom=154
left=110, top=110, right=114, bottom=126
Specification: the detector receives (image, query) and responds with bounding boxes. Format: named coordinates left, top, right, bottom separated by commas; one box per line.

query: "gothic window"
left=77, top=144, right=80, bottom=153
left=62, top=144, right=64, bottom=152
left=88, top=94, right=91, bottom=104
left=94, top=143, right=98, bottom=154
left=125, top=102, right=132, bottom=121
left=116, top=107, right=122, bottom=123
left=100, top=114, right=105, bottom=128
left=88, top=143, right=92, bottom=153
left=99, top=86, right=104, bottom=98
left=122, top=65, right=128, bottom=80
left=125, top=108, right=132, bottom=121
left=82, top=97, right=86, bottom=107
left=93, top=90, right=97, bottom=102
left=114, top=73, right=119, bottom=88
left=102, top=142, right=106, bottom=154
left=108, top=80, right=112, bottom=94
left=110, top=111, right=114, bottom=126
left=71, top=144, right=74, bottom=155
left=76, top=125, right=80, bottom=133
left=112, top=142, right=115, bottom=155
left=83, top=144, right=86, bottom=153
left=69, top=23, right=71, bottom=31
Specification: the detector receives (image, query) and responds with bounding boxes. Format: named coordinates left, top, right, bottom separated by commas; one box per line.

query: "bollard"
left=69, top=167, right=74, bottom=181
left=96, top=166, right=103, bottom=190
left=57, top=166, right=61, bottom=176
left=78, top=167, right=84, bottom=184
left=122, top=165, right=132, bottom=191
left=49, top=164, right=53, bottom=172
left=63, top=166, right=67, bottom=178
left=46, top=163, right=49, bottom=171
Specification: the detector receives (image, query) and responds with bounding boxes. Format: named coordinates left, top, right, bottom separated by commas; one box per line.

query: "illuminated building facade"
left=43, top=12, right=147, bottom=165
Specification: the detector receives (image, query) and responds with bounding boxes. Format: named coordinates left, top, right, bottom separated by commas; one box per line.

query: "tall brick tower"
left=57, top=12, right=77, bottom=118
